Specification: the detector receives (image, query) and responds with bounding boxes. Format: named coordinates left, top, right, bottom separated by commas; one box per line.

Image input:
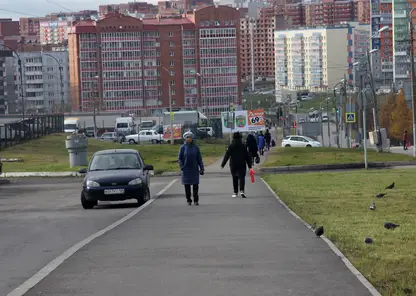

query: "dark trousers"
left=404, top=140, right=408, bottom=150
left=232, top=173, right=246, bottom=193
left=184, top=184, right=199, bottom=202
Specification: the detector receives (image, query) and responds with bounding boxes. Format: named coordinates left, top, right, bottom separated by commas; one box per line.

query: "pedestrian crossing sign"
left=346, top=112, right=356, bottom=123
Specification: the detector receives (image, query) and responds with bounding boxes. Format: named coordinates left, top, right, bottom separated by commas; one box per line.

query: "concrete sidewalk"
left=26, top=175, right=372, bottom=296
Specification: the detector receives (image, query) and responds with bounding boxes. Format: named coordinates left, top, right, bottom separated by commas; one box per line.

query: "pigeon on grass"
left=314, top=226, right=324, bottom=237
left=385, top=182, right=395, bottom=190
left=384, top=222, right=399, bottom=230
left=369, top=201, right=376, bottom=210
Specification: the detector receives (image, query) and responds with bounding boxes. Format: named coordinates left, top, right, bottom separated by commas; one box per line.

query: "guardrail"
left=0, top=115, right=64, bottom=150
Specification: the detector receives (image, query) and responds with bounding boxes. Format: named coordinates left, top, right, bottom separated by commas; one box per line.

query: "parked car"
left=100, top=132, right=117, bottom=142
left=125, top=130, right=163, bottom=144
left=281, top=135, right=322, bottom=147
left=85, top=126, right=95, bottom=137
left=78, top=149, right=154, bottom=209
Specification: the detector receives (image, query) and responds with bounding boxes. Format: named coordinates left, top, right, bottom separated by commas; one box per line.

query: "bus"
left=162, top=111, right=208, bottom=127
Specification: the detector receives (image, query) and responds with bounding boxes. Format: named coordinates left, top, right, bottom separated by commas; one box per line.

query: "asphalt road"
left=0, top=177, right=174, bottom=296
left=21, top=175, right=372, bottom=296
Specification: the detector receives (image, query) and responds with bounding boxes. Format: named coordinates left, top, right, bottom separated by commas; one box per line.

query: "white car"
left=125, top=130, right=163, bottom=144
left=281, top=135, right=322, bottom=147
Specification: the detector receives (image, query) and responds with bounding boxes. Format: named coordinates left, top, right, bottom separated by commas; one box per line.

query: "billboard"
left=221, top=109, right=265, bottom=133
left=163, top=124, right=182, bottom=141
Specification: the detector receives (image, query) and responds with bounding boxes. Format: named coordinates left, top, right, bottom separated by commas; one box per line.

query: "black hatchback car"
left=79, top=149, right=154, bottom=209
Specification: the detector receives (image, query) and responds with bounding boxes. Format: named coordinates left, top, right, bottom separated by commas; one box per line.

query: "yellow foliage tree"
left=379, top=90, right=412, bottom=142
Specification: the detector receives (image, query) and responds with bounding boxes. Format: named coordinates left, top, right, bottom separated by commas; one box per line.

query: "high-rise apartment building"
left=370, top=0, right=393, bottom=89
left=20, top=18, right=41, bottom=39
left=355, top=0, right=371, bottom=23
left=14, top=49, right=70, bottom=113
left=98, top=2, right=158, bottom=17
left=274, top=24, right=363, bottom=102
left=392, top=0, right=414, bottom=94
left=39, top=20, right=70, bottom=45
left=68, top=6, right=241, bottom=117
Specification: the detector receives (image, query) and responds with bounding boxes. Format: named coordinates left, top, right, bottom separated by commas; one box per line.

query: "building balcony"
left=25, top=79, right=43, bottom=84
left=394, top=11, right=407, bottom=18
left=25, top=96, right=44, bottom=101
left=395, top=73, right=409, bottom=79
left=395, top=51, right=407, bottom=56
left=381, top=67, right=393, bottom=72
left=25, top=62, right=43, bottom=67
left=24, top=71, right=43, bottom=76
left=25, top=87, right=44, bottom=93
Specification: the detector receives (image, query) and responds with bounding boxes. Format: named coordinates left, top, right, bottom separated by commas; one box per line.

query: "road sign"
left=170, top=112, right=174, bottom=121
left=346, top=112, right=356, bottom=123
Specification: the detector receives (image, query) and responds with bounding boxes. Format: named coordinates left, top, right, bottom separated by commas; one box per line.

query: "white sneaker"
left=240, top=191, right=246, bottom=198
left=232, top=193, right=237, bottom=198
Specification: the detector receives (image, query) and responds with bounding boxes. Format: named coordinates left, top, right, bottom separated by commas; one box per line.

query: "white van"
left=64, top=117, right=80, bottom=133
left=115, top=117, right=135, bottom=135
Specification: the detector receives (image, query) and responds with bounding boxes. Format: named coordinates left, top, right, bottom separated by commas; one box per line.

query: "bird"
left=364, top=237, right=373, bottom=244
left=369, top=201, right=376, bottom=210
left=385, top=182, right=395, bottom=189
left=314, top=226, right=324, bottom=237
left=376, top=193, right=386, bottom=198
left=384, top=222, right=400, bottom=230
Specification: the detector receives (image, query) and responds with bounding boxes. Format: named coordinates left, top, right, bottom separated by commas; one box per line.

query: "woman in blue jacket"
left=178, top=131, right=205, bottom=206
left=257, top=131, right=265, bottom=155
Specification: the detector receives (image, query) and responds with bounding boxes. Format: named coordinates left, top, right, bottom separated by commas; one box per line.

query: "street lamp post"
left=366, top=25, right=390, bottom=152
left=326, top=97, right=331, bottom=147
left=249, top=17, right=255, bottom=94
left=408, top=8, right=416, bottom=157
left=93, top=75, right=99, bottom=139
left=42, top=53, right=64, bottom=112
left=1, top=44, right=24, bottom=120
left=162, top=67, right=174, bottom=145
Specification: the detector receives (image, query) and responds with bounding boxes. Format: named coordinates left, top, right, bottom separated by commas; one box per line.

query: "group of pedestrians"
left=177, top=129, right=273, bottom=205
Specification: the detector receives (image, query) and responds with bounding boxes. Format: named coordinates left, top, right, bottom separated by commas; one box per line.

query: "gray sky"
left=0, top=0, right=157, bottom=20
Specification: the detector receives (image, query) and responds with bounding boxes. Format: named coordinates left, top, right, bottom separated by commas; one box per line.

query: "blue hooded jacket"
left=178, top=140, right=204, bottom=185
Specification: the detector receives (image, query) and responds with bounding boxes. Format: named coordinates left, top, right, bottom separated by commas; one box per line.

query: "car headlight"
left=128, top=178, right=142, bottom=185
left=86, top=180, right=100, bottom=188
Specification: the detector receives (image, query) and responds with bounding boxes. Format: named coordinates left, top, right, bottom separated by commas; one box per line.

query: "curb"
left=0, top=171, right=156, bottom=178
left=259, top=161, right=416, bottom=173
left=261, top=178, right=382, bottom=296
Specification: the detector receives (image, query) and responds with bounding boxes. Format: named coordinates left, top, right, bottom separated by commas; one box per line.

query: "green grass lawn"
left=0, top=134, right=225, bottom=173
left=263, top=170, right=416, bottom=296
left=263, top=147, right=415, bottom=167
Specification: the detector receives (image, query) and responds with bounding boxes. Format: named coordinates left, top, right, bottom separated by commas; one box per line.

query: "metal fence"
left=0, top=115, right=64, bottom=150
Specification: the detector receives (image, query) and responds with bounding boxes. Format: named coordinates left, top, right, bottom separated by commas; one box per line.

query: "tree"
left=379, top=90, right=412, bottom=143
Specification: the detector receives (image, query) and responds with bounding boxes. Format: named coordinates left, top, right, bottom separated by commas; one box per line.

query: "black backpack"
left=271, top=139, right=276, bottom=147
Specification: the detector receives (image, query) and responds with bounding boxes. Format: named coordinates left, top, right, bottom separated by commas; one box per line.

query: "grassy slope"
left=1, top=134, right=225, bottom=173
left=264, top=170, right=416, bottom=296
left=263, top=147, right=414, bottom=167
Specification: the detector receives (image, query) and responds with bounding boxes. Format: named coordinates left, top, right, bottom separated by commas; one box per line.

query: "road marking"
left=7, top=179, right=178, bottom=296
left=261, top=178, right=382, bottom=296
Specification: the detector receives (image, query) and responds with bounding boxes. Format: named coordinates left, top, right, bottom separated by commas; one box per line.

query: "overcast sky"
left=0, top=0, right=157, bottom=20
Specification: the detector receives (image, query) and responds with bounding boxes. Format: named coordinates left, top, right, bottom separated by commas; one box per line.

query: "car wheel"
left=128, top=139, right=135, bottom=144
left=306, top=144, right=312, bottom=147
left=151, top=139, right=157, bottom=144
left=285, top=144, right=291, bottom=147
left=81, top=193, right=96, bottom=209
left=138, top=187, right=151, bottom=205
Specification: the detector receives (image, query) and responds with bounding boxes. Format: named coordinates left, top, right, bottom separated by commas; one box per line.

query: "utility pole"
left=93, top=76, right=100, bottom=138
left=326, top=98, right=331, bottom=147
left=250, top=17, right=255, bottom=94
left=366, top=49, right=383, bottom=152
left=319, top=103, right=324, bottom=146
left=409, top=8, right=416, bottom=157
left=169, top=82, right=174, bottom=145
left=334, top=89, right=340, bottom=148
left=362, top=90, right=368, bottom=169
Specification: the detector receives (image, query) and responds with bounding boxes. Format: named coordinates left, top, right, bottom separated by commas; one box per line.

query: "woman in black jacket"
left=221, top=132, right=252, bottom=198
left=246, top=133, right=259, bottom=165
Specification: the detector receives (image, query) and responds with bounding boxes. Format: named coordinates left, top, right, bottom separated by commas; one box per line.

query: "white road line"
left=7, top=179, right=178, bottom=296
left=261, top=178, right=382, bottom=296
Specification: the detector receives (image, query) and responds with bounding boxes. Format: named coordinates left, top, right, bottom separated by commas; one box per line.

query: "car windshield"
left=64, top=124, right=77, bottom=129
left=89, top=153, right=141, bottom=171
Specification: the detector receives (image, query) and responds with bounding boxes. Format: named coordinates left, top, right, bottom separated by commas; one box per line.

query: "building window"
left=170, top=80, right=175, bottom=86
left=170, top=61, right=174, bottom=66
left=170, top=52, right=174, bottom=56
left=170, top=70, right=175, bottom=76
left=171, top=89, right=175, bottom=95
left=170, top=41, right=174, bottom=47
left=169, top=32, right=173, bottom=37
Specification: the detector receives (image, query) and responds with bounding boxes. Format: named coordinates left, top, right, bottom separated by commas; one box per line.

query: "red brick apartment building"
left=68, top=5, right=241, bottom=117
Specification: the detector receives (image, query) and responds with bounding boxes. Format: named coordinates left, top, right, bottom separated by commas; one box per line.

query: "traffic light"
left=276, top=107, right=283, bottom=119
left=293, top=121, right=297, bottom=128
